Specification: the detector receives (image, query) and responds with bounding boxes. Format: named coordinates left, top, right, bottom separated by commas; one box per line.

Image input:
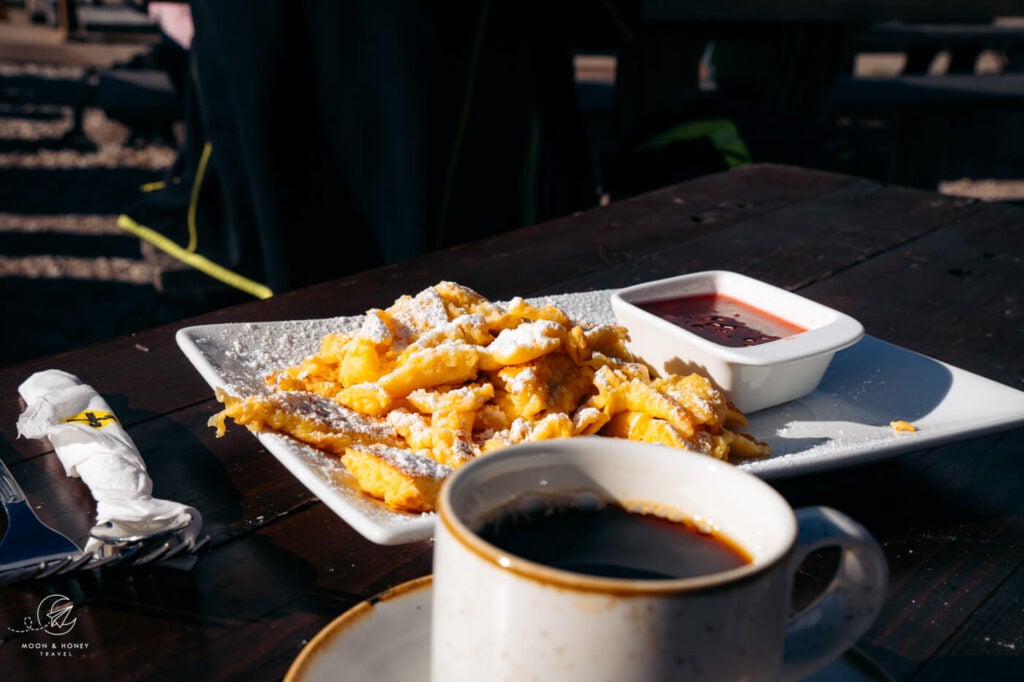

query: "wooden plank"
left=796, top=198, right=1024, bottom=389
left=856, top=21, right=1024, bottom=52
left=289, top=164, right=871, bottom=308
left=0, top=165, right=863, bottom=466
left=832, top=73, right=1024, bottom=106
left=0, top=500, right=432, bottom=681
left=773, top=430, right=1024, bottom=681
left=641, top=0, right=1024, bottom=22
left=915, top=550, right=1024, bottom=681
left=56, top=0, right=76, bottom=36
left=0, top=6, right=151, bottom=65
left=555, top=181, right=983, bottom=299
left=2, top=164, right=1023, bottom=681
left=3, top=169, right=1001, bottom=553
left=75, top=5, right=156, bottom=35
left=1, top=398, right=327, bottom=550
left=0, top=328, right=220, bottom=466
left=865, top=515, right=1024, bottom=680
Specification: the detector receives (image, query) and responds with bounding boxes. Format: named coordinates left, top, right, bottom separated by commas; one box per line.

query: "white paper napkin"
left=16, top=369, right=202, bottom=559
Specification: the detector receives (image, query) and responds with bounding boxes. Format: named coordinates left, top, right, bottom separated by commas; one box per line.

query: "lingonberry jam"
left=640, top=293, right=806, bottom=347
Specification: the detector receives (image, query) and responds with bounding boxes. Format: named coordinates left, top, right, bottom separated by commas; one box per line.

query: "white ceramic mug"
left=431, top=437, right=888, bottom=682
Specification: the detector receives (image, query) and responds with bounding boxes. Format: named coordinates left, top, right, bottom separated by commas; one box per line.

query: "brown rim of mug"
left=436, top=447, right=797, bottom=596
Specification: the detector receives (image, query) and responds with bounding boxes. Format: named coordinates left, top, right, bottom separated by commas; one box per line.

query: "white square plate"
left=177, top=290, right=1024, bottom=545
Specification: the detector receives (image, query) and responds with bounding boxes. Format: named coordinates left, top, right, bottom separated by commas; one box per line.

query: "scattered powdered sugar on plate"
left=531, top=290, right=614, bottom=327
left=176, top=290, right=1024, bottom=542
left=187, top=291, right=617, bottom=395
left=174, top=289, right=621, bottom=543
left=184, top=316, right=362, bottom=394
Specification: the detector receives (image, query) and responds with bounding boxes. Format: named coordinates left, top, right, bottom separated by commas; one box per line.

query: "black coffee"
left=476, top=499, right=751, bottom=580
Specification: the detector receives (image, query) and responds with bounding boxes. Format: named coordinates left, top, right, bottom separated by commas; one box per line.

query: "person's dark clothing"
left=122, top=0, right=594, bottom=297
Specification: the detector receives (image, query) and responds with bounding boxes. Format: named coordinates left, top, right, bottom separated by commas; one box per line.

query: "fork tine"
left=3, top=532, right=210, bottom=581
left=130, top=541, right=174, bottom=566
left=86, top=552, right=123, bottom=570
left=157, top=539, right=189, bottom=561
left=57, top=553, right=94, bottom=575
left=34, top=557, right=75, bottom=579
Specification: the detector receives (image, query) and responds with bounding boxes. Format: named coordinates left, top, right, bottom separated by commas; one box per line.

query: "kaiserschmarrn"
left=209, top=281, right=770, bottom=513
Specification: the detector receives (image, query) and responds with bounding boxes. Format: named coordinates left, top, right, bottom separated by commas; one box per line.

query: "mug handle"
left=781, top=506, right=889, bottom=682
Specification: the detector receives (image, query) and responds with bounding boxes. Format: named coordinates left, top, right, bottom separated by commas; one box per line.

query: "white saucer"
left=285, top=576, right=891, bottom=682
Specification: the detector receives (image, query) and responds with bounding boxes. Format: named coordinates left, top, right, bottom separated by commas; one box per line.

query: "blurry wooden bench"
left=74, top=2, right=157, bottom=38
left=827, top=71, right=1024, bottom=188
left=822, top=20, right=1024, bottom=188
left=854, top=20, right=1024, bottom=73
left=51, top=0, right=158, bottom=42
left=832, top=72, right=1024, bottom=106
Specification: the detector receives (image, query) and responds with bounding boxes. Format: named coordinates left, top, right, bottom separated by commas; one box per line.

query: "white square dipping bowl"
left=610, top=271, right=864, bottom=413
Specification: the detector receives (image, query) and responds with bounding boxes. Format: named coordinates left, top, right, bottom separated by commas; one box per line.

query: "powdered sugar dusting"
left=508, top=367, right=538, bottom=393
left=488, top=320, right=562, bottom=358
left=185, top=316, right=361, bottom=395
left=270, top=391, right=397, bottom=442
left=532, top=290, right=613, bottom=327
left=180, top=305, right=1024, bottom=542
left=358, top=311, right=392, bottom=344
left=388, top=288, right=451, bottom=349
left=361, top=444, right=454, bottom=480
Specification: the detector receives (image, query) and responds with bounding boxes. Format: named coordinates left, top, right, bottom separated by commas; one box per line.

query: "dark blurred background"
left=2, top=0, right=1023, bottom=366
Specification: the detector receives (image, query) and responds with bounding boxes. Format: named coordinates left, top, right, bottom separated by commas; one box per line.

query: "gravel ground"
left=0, top=58, right=246, bottom=367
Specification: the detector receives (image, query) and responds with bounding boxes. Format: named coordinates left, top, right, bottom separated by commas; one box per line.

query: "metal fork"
left=0, top=457, right=207, bottom=585
left=0, top=456, right=85, bottom=583
left=89, top=511, right=209, bottom=567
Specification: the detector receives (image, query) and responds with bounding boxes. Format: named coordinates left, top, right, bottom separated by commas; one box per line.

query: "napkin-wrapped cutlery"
left=1, top=370, right=208, bottom=584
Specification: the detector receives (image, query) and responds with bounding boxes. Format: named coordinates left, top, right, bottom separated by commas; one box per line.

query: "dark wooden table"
left=2, top=164, right=1023, bottom=681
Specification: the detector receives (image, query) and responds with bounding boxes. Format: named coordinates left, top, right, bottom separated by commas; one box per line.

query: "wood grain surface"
left=1, top=164, right=1022, bottom=681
